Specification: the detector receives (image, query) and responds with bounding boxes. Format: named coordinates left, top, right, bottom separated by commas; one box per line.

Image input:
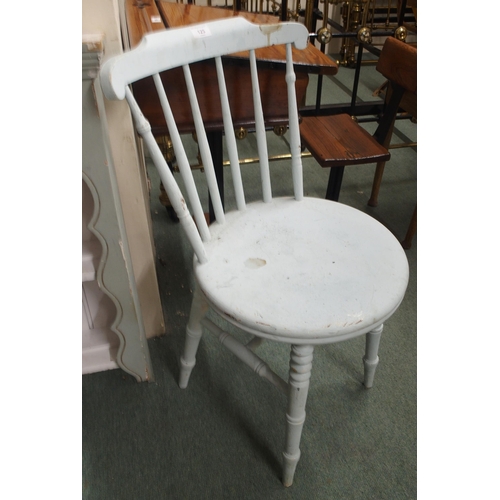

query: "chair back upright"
left=100, top=18, right=309, bottom=264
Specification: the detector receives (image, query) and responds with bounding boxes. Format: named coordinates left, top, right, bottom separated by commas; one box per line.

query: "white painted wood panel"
left=82, top=34, right=155, bottom=380
left=83, top=0, right=164, bottom=340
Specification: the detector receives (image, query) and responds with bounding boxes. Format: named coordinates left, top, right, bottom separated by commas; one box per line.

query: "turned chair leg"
left=179, top=287, right=209, bottom=389
left=282, top=344, right=314, bottom=487
left=363, top=324, right=383, bottom=388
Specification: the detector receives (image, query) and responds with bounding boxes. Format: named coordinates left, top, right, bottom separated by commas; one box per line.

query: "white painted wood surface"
left=83, top=38, right=154, bottom=381
left=215, top=56, right=246, bottom=211
left=195, top=197, right=408, bottom=343
left=82, top=179, right=119, bottom=375
left=100, top=17, right=409, bottom=486
left=84, top=0, right=165, bottom=341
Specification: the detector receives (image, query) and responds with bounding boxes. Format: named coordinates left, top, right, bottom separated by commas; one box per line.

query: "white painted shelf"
left=82, top=240, right=101, bottom=282
left=82, top=328, right=119, bottom=374
left=82, top=181, right=120, bottom=375
left=81, top=36, right=153, bottom=381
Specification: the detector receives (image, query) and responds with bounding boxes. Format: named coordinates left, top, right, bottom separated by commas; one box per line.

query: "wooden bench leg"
left=368, top=160, right=386, bottom=207
left=325, top=166, right=345, bottom=201
left=401, top=206, right=417, bottom=249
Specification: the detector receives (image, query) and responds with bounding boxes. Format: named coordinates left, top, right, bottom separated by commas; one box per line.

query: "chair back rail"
left=100, top=18, right=309, bottom=100
left=100, top=18, right=309, bottom=264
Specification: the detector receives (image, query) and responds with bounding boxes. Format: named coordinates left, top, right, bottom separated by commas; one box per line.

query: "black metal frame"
left=301, top=0, right=415, bottom=120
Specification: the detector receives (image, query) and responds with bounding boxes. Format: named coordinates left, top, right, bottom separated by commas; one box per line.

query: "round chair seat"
left=194, top=197, right=409, bottom=344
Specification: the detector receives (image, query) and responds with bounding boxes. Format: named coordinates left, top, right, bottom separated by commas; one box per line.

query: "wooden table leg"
left=207, top=130, right=224, bottom=223
left=325, top=166, right=345, bottom=202
left=401, top=205, right=417, bottom=249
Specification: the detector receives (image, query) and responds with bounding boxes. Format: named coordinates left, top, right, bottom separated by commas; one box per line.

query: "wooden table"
left=123, top=1, right=338, bottom=216
left=124, top=1, right=337, bottom=133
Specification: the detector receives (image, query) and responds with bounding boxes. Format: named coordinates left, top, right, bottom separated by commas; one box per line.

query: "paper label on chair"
left=150, top=16, right=162, bottom=23
left=191, top=25, right=211, bottom=38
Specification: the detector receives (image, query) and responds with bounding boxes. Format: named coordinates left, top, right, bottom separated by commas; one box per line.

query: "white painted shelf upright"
left=82, top=198, right=120, bottom=374
left=82, top=35, right=154, bottom=381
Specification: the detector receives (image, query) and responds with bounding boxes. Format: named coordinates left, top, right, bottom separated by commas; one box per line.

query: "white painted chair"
left=100, top=18, right=409, bottom=487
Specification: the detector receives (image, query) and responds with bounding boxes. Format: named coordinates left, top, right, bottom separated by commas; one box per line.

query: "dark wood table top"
left=125, top=0, right=338, bottom=75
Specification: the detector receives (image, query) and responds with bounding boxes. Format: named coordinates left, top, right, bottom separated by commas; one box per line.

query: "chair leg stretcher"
left=201, top=318, right=289, bottom=396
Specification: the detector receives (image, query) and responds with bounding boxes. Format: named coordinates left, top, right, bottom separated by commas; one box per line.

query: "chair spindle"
left=124, top=87, right=208, bottom=264
left=182, top=64, right=225, bottom=225
left=249, top=49, right=272, bottom=203
left=215, top=56, right=246, bottom=212
left=285, top=43, right=303, bottom=201
left=152, top=73, right=211, bottom=241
